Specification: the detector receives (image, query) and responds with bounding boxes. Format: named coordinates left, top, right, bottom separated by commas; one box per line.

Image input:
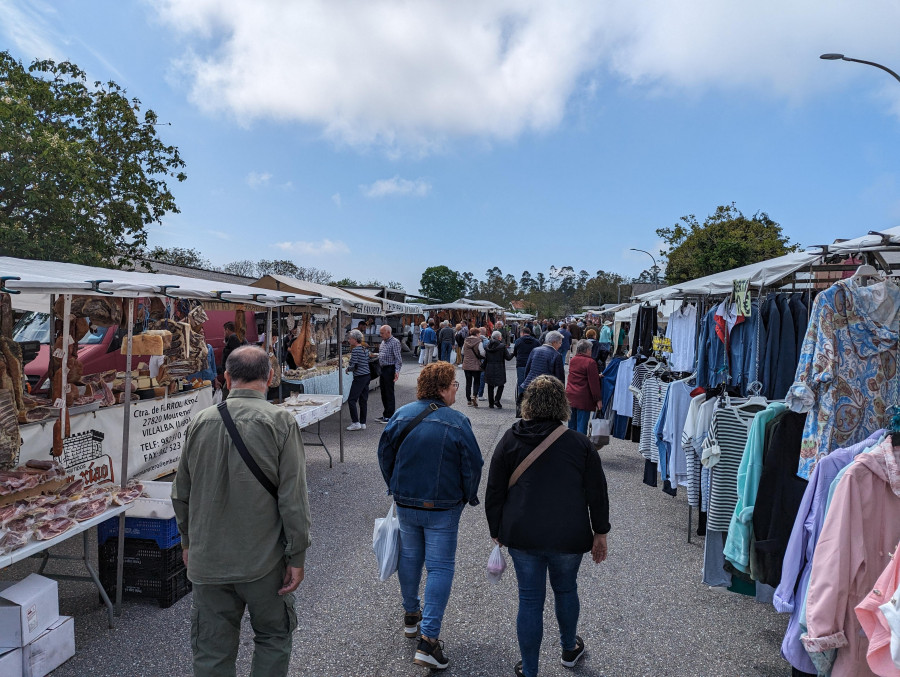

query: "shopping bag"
left=486, top=544, right=507, bottom=584
left=372, top=503, right=400, bottom=581
left=588, top=411, right=611, bottom=449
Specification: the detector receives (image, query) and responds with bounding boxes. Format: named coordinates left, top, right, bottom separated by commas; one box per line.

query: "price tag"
left=652, top=336, right=672, bottom=353
left=54, top=398, right=64, bottom=408
left=53, top=348, right=65, bottom=359
left=733, top=279, right=751, bottom=316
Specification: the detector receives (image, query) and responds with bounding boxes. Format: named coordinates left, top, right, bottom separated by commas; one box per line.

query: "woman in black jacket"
left=484, top=331, right=514, bottom=408
left=484, top=375, right=610, bottom=677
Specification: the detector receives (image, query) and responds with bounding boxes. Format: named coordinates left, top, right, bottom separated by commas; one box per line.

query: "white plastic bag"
left=486, top=544, right=507, bottom=584
left=588, top=412, right=611, bottom=449
left=372, top=503, right=400, bottom=581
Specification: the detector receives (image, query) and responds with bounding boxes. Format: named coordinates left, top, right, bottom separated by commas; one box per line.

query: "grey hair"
left=491, top=331, right=502, bottom=341
left=381, top=325, right=393, bottom=335
left=545, top=330, right=563, bottom=346
left=349, top=329, right=364, bottom=343
left=521, top=375, right=570, bottom=422
left=575, top=339, right=593, bottom=355
left=226, top=346, right=272, bottom=384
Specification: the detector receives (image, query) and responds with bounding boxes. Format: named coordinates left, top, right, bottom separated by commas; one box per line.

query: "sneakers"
left=403, top=610, right=421, bottom=638
left=514, top=661, right=525, bottom=677
left=375, top=416, right=390, bottom=424
left=414, top=636, right=449, bottom=670
left=478, top=396, right=487, bottom=401
left=346, top=422, right=363, bottom=431
left=467, top=400, right=474, bottom=407
left=561, top=636, right=585, bottom=668
left=495, top=402, right=503, bottom=409
left=471, top=398, right=478, bottom=408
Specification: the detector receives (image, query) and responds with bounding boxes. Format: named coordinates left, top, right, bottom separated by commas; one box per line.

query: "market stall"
left=422, top=298, right=505, bottom=327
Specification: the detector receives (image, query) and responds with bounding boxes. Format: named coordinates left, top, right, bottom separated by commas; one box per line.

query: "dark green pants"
left=191, top=562, right=297, bottom=677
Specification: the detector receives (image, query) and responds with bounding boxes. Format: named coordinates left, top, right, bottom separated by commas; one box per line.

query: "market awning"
left=0, top=257, right=318, bottom=312
left=339, top=287, right=423, bottom=316
left=251, top=275, right=383, bottom=315
left=423, top=298, right=505, bottom=312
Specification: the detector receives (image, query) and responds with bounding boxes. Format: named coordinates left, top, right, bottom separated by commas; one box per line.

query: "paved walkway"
left=2, top=357, right=792, bottom=676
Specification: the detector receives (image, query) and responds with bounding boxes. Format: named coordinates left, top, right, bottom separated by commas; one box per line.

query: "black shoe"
left=414, top=636, right=449, bottom=670
left=514, top=660, right=525, bottom=676
left=376, top=416, right=389, bottom=424
left=403, top=610, right=421, bottom=638
left=495, top=402, right=503, bottom=409
left=561, top=635, right=585, bottom=668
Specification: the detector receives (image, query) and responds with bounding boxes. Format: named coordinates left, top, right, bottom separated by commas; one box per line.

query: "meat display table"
left=0, top=504, right=130, bottom=628
left=277, top=394, right=344, bottom=468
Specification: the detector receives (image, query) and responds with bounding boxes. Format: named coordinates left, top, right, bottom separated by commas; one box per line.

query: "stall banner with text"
left=20, top=388, right=213, bottom=485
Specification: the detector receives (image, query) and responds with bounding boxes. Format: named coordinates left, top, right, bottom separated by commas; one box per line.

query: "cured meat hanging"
left=0, top=389, right=20, bottom=469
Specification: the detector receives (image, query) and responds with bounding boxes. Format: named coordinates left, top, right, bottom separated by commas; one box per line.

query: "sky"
left=3, top=0, right=900, bottom=295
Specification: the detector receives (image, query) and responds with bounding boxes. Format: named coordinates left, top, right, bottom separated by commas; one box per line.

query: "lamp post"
left=820, top=53, right=900, bottom=86
left=630, top=248, right=659, bottom=286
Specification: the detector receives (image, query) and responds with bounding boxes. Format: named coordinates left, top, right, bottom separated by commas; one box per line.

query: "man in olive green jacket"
left=172, top=346, right=311, bottom=677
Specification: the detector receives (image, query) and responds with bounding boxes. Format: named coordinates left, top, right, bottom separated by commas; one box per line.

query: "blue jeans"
left=478, top=372, right=485, bottom=397
left=440, top=342, right=453, bottom=362
left=568, top=408, right=591, bottom=435
left=396, top=503, right=463, bottom=639
left=508, top=549, right=582, bottom=677
left=516, top=366, right=526, bottom=393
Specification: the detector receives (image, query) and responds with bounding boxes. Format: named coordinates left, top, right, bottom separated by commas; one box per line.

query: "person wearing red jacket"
left=565, top=340, right=603, bottom=434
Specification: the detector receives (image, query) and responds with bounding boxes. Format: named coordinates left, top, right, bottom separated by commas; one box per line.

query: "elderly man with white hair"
left=484, top=330, right=514, bottom=408
left=373, top=324, right=403, bottom=423
left=520, top=330, right=565, bottom=396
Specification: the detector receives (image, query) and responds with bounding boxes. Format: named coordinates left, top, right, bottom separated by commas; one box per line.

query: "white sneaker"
left=361, top=423, right=367, bottom=429
left=346, top=422, right=362, bottom=431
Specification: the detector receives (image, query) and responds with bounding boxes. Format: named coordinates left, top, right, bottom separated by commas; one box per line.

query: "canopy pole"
left=115, top=298, right=135, bottom=617
left=337, top=308, right=344, bottom=464
left=277, top=305, right=283, bottom=402
left=59, top=295, right=71, bottom=448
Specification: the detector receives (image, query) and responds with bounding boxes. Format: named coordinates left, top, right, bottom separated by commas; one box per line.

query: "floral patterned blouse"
left=787, top=278, right=900, bottom=479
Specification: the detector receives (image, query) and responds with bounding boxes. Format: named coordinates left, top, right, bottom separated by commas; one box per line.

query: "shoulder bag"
left=469, top=342, right=486, bottom=371
left=217, top=401, right=278, bottom=499
left=508, top=424, right=567, bottom=488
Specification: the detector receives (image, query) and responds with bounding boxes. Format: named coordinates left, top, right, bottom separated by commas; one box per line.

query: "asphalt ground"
left=1, top=356, right=793, bottom=676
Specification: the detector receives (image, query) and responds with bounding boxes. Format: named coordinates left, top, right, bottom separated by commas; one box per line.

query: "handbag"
left=217, top=402, right=278, bottom=499
left=469, top=342, right=486, bottom=371
left=369, top=356, right=382, bottom=379
left=372, top=503, right=400, bottom=581
left=588, top=410, right=612, bottom=450
left=508, top=425, right=567, bottom=488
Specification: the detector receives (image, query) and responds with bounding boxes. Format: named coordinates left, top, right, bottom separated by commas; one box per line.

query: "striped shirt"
left=705, top=405, right=764, bottom=532
left=347, top=345, right=370, bottom=377
left=378, top=336, right=403, bottom=372
left=639, top=376, right=668, bottom=462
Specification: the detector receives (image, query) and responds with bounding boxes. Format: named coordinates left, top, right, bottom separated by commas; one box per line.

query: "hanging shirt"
left=661, top=381, right=694, bottom=488
left=639, top=375, right=668, bottom=462
left=681, top=394, right=708, bottom=508
left=666, top=304, right=698, bottom=372
left=612, top=357, right=635, bottom=419
left=788, top=279, right=900, bottom=479
left=723, top=402, right=787, bottom=575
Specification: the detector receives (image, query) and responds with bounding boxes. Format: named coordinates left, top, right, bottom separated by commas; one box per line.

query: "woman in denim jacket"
left=377, top=361, right=483, bottom=670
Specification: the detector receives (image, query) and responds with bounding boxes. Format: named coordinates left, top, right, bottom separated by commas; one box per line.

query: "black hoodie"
left=485, top=419, right=610, bottom=553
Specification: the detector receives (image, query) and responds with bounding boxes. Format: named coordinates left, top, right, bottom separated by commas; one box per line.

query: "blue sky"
left=3, top=0, right=900, bottom=294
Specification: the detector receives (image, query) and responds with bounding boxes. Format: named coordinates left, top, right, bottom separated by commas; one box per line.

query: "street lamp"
left=629, top=248, right=659, bottom=286
left=820, top=53, right=900, bottom=85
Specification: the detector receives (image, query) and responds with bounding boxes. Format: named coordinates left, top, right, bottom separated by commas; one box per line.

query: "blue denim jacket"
left=697, top=306, right=726, bottom=388
left=377, top=399, right=484, bottom=509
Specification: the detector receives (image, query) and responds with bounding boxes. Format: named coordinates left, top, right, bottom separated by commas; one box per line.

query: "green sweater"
left=172, top=389, right=311, bottom=584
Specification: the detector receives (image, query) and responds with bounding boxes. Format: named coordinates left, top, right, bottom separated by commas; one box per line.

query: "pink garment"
left=856, top=546, right=900, bottom=677
left=802, top=439, right=900, bottom=677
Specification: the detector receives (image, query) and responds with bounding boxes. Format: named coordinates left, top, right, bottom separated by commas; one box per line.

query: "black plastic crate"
left=101, top=567, right=191, bottom=609
left=98, top=538, right=183, bottom=580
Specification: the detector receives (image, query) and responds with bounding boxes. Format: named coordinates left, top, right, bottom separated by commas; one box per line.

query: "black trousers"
left=380, top=365, right=397, bottom=417
left=464, top=370, right=481, bottom=401
left=487, top=384, right=504, bottom=406
left=347, top=375, right=370, bottom=423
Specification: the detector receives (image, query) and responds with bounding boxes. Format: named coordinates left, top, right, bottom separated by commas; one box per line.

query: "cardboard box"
left=0, top=576, right=59, bottom=649
left=0, top=647, right=23, bottom=677
left=22, top=616, right=74, bottom=677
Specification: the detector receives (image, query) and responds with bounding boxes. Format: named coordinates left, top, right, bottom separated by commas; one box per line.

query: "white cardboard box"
left=0, top=647, right=23, bottom=677
left=22, top=616, right=74, bottom=677
left=0, top=575, right=59, bottom=649
left=126, top=479, right=175, bottom=519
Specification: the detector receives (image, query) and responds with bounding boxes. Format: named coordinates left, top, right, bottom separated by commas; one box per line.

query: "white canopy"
left=636, top=226, right=900, bottom=303
left=0, top=257, right=319, bottom=313
left=251, top=275, right=383, bottom=315
left=423, top=298, right=505, bottom=312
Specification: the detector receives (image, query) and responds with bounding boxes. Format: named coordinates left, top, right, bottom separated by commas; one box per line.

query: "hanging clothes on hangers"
left=665, top=302, right=698, bottom=372
left=854, top=540, right=900, bottom=676
left=788, top=278, right=900, bottom=480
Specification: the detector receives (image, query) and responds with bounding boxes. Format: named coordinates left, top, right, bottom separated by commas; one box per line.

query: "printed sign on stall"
left=20, top=388, right=213, bottom=483
left=733, top=279, right=752, bottom=316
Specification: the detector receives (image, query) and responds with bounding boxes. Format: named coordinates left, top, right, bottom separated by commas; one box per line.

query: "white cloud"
left=274, top=239, right=350, bottom=256
left=154, top=1, right=900, bottom=152
left=361, top=176, right=431, bottom=198
left=0, top=0, right=63, bottom=60
left=245, top=171, right=272, bottom=188
left=331, top=193, right=342, bottom=208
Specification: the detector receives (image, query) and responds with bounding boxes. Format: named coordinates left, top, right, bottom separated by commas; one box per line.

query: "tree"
left=657, top=203, right=796, bottom=284
left=332, top=277, right=359, bottom=287
left=419, top=265, right=465, bottom=302
left=460, top=272, right=480, bottom=298
left=519, top=271, right=535, bottom=294
left=0, top=53, right=186, bottom=266
left=222, top=259, right=257, bottom=277
left=146, top=246, right=210, bottom=269
left=297, top=266, right=333, bottom=284
left=365, top=279, right=404, bottom=290
left=256, top=259, right=300, bottom=278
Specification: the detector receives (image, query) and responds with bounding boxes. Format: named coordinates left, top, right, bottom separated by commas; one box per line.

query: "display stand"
left=0, top=504, right=130, bottom=628
left=279, top=394, right=343, bottom=468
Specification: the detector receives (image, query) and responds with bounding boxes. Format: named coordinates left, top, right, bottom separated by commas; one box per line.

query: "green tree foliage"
left=0, top=53, right=186, bottom=266
left=657, top=203, right=796, bottom=284
left=419, top=265, right=466, bottom=302
left=475, top=267, right=519, bottom=305
left=332, top=277, right=359, bottom=287
left=222, top=259, right=257, bottom=277
left=146, top=246, right=210, bottom=269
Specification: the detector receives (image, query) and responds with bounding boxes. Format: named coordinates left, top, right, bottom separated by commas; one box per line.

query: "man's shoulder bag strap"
left=394, top=402, right=442, bottom=451
left=217, top=401, right=279, bottom=500
left=508, top=425, right=567, bottom=489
